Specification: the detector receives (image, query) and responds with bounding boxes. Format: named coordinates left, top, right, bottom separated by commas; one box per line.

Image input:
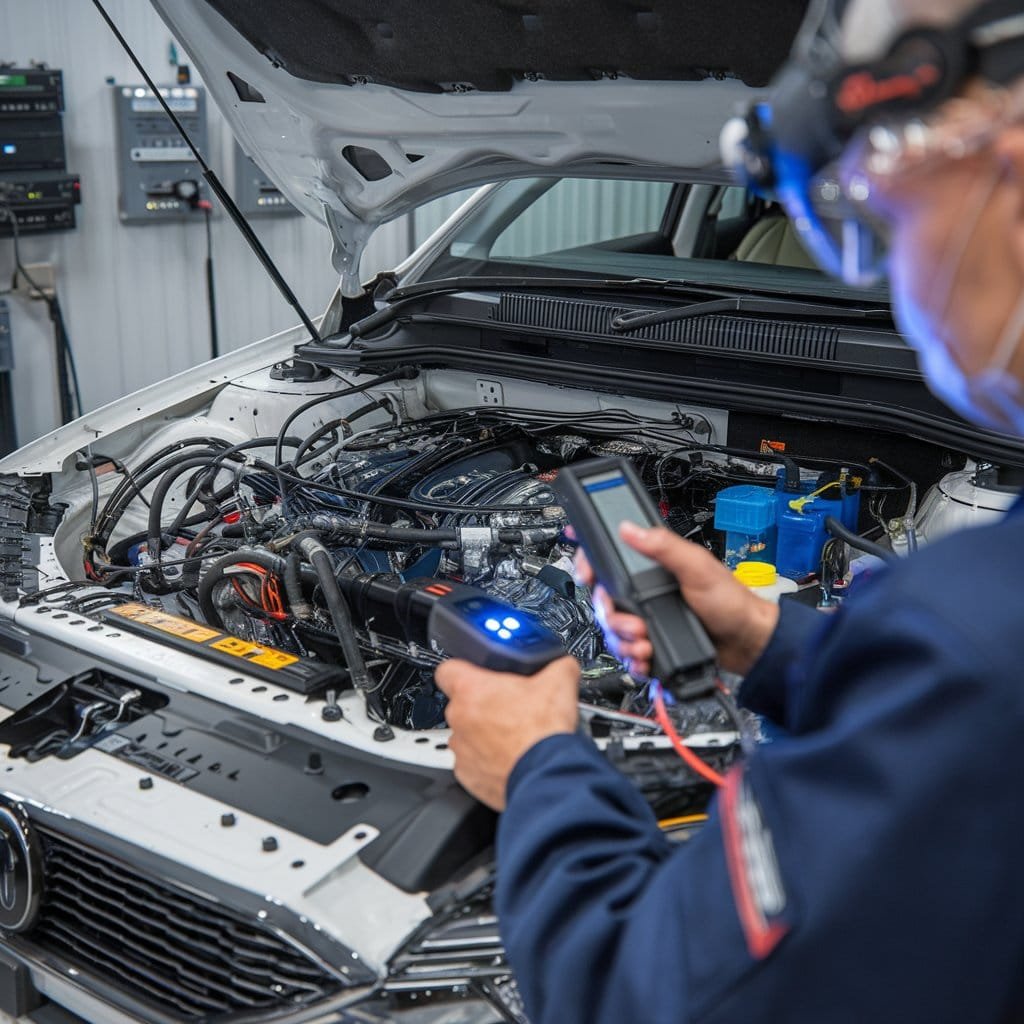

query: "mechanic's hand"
left=435, top=656, right=580, bottom=811
left=574, top=523, right=779, bottom=677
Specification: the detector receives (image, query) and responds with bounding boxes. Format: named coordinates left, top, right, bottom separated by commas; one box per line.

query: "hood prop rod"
left=91, top=0, right=323, bottom=344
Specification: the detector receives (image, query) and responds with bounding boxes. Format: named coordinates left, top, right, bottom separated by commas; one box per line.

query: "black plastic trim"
left=298, top=327, right=1024, bottom=469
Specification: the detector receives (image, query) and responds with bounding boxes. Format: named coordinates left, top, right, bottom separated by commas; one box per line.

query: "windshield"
left=410, top=176, right=889, bottom=302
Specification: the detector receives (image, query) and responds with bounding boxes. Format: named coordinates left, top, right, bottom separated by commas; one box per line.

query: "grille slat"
left=27, top=827, right=341, bottom=1021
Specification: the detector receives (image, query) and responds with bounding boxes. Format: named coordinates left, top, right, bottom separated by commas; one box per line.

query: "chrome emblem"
left=0, top=803, right=42, bottom=933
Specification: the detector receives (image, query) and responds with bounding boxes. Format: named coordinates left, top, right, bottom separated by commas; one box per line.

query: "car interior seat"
left=731, top=213, right=819, bottom=271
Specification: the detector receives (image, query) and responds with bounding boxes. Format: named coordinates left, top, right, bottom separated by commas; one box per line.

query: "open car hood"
left=149, top=0, right=807, bottom=293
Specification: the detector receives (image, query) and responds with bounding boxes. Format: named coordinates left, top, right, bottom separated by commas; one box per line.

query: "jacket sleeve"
left=736, top=598, right=824, bottom=728
left=496, top=598, right=1024, bottom=1024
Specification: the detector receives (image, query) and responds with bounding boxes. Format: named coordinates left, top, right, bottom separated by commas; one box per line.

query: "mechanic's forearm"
left=496, top=733, right=678, bottom=1024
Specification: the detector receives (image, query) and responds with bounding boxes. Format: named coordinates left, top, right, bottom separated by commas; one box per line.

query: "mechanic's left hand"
left=435, top=656, right=580, bottom=811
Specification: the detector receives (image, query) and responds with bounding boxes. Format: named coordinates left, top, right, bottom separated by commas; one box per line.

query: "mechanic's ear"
left=996, top=123, right=1024, bottom=273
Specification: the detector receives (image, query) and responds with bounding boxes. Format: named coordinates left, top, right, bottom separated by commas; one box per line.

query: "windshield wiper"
left=347, top=275, right=750, bottom=339
left=610, top=295, right=891, bottom=333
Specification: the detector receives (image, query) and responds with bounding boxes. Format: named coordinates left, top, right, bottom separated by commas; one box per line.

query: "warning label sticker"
left=760, top=439, right=787, bottom=455
left=114, top=603, right=220, bottom=643
left=210, top=636, right=260, bottom=657
left=111, top=604, right=300, bottom=670
left=103, top=602, right=335, bottom=693
left=249, top=650, right=300, bottom=669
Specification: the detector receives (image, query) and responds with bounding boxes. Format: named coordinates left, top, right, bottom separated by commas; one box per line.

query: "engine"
left=26, top=393, right=933, bottom=815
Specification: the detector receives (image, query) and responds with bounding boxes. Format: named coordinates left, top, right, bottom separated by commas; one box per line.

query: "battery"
left=101, top=602, right=346, bottom=694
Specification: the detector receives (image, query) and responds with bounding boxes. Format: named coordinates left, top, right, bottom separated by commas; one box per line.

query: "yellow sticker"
left=113, top=603, right=220, bottom=643
left=211, top=636, right=260, bottom=657
left=249, top=650, right=300, bottom=670
left=111, top=603, right=300, bottom=671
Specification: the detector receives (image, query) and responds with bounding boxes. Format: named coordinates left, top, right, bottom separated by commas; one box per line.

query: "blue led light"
left=502, top=616, right=521, bottom=631
left=497, top=628, right=513, bottom=640
left=2, top=144, right=15, bottom=155
left=484, top=618, right=501, bottom=632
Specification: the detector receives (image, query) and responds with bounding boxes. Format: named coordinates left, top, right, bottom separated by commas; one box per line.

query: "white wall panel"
left=0, top=0, right=411, bottom=446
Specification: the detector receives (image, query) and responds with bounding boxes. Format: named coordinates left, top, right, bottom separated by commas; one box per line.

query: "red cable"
left=652, top=685, right=726, bottom=788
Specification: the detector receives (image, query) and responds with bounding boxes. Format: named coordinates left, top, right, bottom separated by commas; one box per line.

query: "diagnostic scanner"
left=428, top=590, right=566, bottom=675
left=556, top=457, right=717, bottom=699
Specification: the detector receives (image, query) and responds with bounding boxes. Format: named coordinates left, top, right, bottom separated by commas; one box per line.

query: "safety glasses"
left=791, top=82, right=1024, bottom=286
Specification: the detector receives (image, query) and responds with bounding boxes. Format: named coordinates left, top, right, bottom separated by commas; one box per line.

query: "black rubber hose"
left=274, top=368, right=416, bottom=471
left=147, top=455, right=229, bottom=588
left=93, top=438, right=233, bottom=544
left=292, top=398, right=393, bottom=467
left=197, top=548, right=290, bottom=628
left=287, top=513, right=460, bottom=547
left=284, top=551, right=313, bottom=619
left=824, top=516, right=897, bottom=562
left=294, top=534, right=370, bottom=691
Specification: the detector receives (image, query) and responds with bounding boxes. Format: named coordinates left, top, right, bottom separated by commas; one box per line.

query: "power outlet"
left=14, top=262, right=56, bottom=300
left=476, top=379, right=504, bottom=405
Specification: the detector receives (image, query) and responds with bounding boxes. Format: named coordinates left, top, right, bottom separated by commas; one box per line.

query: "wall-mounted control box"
left=113, top=84, right=208, bottom=223
left=233, top=141, right=297, bottom=217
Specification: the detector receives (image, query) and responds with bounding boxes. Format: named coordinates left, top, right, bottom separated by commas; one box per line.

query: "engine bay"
left=6, top=363, right=1012, bottom=829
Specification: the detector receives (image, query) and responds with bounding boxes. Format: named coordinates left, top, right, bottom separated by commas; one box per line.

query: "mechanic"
left=436, top=0, right=1024, bottom=1021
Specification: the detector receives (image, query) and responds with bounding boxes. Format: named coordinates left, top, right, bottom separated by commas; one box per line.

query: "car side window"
left=489, top=178, right=673, bottom=259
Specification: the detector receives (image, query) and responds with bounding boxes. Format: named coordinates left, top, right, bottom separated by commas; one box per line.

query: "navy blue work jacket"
left=497, top=500, right=1024, bottom=1023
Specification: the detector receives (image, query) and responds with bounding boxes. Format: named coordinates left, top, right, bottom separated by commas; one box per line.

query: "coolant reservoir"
left=733, top=561, right=799, bottom=604
left=915, top=468, right=1019, bottom=546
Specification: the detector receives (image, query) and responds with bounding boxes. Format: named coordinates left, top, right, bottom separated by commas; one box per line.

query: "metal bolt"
left=321, top=690, right=342, bottom=722
left=138, top=777, right=153, bottom=790
left=262, top=836, right=278, bottom=852
left=304, top=752, right=323, bottom=775
left=220, top=813, right=236, bottom=827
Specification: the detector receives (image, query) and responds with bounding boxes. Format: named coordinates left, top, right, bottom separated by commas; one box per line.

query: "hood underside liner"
left=203, top=0, right=808, bottom=92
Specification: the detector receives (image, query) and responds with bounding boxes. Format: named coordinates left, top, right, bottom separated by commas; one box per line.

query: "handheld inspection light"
left=556, top=458, right=717, bottom=700
left=427, top=589, right=566, bottom=676
left=328, top=571, right=566, bottom=676
left=719, top=0, right=1024, bottom=285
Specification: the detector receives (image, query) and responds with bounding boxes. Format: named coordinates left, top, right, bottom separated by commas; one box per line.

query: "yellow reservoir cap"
left=734, top=561, right=778, bottom=588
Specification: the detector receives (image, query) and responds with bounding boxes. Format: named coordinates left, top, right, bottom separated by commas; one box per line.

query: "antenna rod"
left=91, top=0, right=323, bottom=344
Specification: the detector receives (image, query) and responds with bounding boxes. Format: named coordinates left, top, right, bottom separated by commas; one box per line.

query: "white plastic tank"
left=914, top=468, right=1018, bottom=546
left=733, top=561, right=799, bottom=603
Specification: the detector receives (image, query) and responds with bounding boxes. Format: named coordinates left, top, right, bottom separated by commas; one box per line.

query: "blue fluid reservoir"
left=714, top=485, right=777, bottom=568
left=776, top=502, right=830, bottom=579
left=775, top=472, right=862, bottom=535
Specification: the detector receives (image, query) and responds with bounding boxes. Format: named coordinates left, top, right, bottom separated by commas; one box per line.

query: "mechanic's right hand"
left=574, top=522, right=780, bottom=677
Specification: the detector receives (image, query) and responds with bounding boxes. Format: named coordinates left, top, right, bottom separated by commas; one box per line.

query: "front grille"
left=28, top=827, right=341, bottom=1020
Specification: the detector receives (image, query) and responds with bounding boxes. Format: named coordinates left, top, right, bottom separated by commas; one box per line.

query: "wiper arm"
left=348, top=275, right=744, bottom=339
left=610, top=296, right=891, bottom=333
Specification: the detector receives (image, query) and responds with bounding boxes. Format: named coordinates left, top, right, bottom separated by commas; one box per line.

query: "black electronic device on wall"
left=113, top=84, right=209, bottom=222
left=0, top=172, right=80, bottom=237
left=0, top=67, right=80, bottom=235
left=0, top=68, right=63, bottom=117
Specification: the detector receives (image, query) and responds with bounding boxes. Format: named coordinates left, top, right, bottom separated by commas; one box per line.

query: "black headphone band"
left=827, top=0, right=1024, bottom=137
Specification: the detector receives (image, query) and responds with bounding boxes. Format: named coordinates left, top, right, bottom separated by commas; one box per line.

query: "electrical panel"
left=113, top=84, right=208, bottom=223
left=233, top=141, right=298, bottom=217
left=0, top=67, right=80, bottom=235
